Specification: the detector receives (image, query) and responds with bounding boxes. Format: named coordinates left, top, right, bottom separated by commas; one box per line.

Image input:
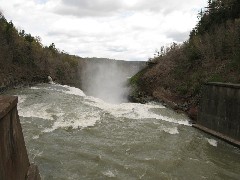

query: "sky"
left=0, top=0, right=207, bottom=61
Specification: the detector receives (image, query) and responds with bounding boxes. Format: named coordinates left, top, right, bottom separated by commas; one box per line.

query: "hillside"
left=129, top=0, right=240, bottom=120
left=0, top=12, right=83, bottom=91
left=0, top=13, right=145, bottom=93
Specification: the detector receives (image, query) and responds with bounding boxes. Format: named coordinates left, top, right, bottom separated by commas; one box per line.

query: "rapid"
left=4, top=83, right=240, bottom=179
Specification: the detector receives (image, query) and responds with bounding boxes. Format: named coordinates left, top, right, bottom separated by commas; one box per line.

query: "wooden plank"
left=0, top=96, right=18, bottom=119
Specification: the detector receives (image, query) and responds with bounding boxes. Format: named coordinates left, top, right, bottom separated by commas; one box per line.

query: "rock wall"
left=0, top=96, right=41, bottom=180
left=194, top=82, right=240, bottom=147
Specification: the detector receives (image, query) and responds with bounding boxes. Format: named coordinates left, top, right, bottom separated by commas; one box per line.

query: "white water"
left=207, top=138, right=218, bottom=147
left=19, top=84, right=189, bottom=134
left=5, top=83, right=240, bottom=180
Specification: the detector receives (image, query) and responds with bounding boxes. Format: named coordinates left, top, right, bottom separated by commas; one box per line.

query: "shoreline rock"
left=0, top=75, right=49, bottom=94
left=128, top=89, right=198, bottom=122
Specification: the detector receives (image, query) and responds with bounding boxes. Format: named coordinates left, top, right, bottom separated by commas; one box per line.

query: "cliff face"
left=0, top=96, right=41, bottom=180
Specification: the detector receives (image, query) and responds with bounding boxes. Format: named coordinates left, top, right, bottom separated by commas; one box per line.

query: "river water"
left=5, top=83, right=240, bottom=179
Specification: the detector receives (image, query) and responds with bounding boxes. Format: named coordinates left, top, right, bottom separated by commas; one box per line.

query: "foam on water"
left=18, top=103, right=57, bottom=120
left=42, top=112, right=100, bottom=132
left=17, top=95, right=27, bottom=110
left=18, top=84, right=189, bottom=133
left=102, top=170, right=117, bottom=178
left=30, top=87, right=41, bottom=90
left=30, top=84, right=85, bottom=97
left=17, top=85, right=97, bottom=132
left=8, top=84, right=240, bottom=179
left=84, top=96, right=190, bottom=126
left=17, top=95, right=27, bottom=103
left=206, top=138, right=218, bottom=147
left=162, top=126, right=179, bottom=134
left=32, top=135, right=39, bottom=139
left=61, top=85, right=86, bottom=97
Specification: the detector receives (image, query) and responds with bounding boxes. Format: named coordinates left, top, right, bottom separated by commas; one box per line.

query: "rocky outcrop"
left=0, top=96, right=41, bottom=180
left=129, top=85, right=199, bottom=121
left=0, top=71, right=49, bottom=93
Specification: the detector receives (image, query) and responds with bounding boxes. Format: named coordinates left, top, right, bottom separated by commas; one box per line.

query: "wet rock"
left=188, top=106, right=198, bottom=121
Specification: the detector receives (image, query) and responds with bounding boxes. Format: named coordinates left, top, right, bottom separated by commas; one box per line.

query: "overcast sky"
left=0, top=0, right=207, bottom=61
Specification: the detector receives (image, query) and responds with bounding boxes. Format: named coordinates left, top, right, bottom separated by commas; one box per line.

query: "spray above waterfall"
left=80, top=59, right=145, bottom=104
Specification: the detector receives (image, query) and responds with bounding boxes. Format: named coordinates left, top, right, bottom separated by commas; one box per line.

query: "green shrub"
left=208, top=74, right=223, bottom=82
left=129, top=68, right=147, bottom=85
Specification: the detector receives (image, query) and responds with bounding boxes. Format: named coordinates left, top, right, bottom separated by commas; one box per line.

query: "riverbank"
left=128, top=85, right=198, bottom=122
left=128, top=0, right=240, bottom=121
left=128, top=64, right=200, bottom=121
left=0, top=72, right=48, bottom=93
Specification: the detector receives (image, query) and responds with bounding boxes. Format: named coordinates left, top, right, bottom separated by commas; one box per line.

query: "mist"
left=80, top=59, right=145, bottom=104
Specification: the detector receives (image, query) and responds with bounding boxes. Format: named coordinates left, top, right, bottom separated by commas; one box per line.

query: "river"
left=4, top=83, right=240, bottom=179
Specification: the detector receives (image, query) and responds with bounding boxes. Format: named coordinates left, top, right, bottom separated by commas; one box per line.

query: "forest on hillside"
left=0, top=12, right=145, bottom=92
left=130, top=0, right=240, bottom=118
left=0, top=12, right=85, bottom=91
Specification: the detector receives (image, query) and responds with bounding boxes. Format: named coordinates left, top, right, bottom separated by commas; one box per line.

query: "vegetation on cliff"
left=0, top=12, right=83, bottom=91
left=130, top=0, right=240, bottom=118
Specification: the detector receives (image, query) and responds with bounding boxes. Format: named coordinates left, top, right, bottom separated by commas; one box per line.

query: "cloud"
left=52, top=0, right=206, bottom=18
left=134, top=0, right=204, bottom=13
left=108, top=46, right=128, bottom=53
left=54, top=0, right=124, bottom=17
left=0, top=0, right=207, bottom=61
left=35, top=0, right=48, bottom=4
left=166, top=31, right=190, bottom=42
